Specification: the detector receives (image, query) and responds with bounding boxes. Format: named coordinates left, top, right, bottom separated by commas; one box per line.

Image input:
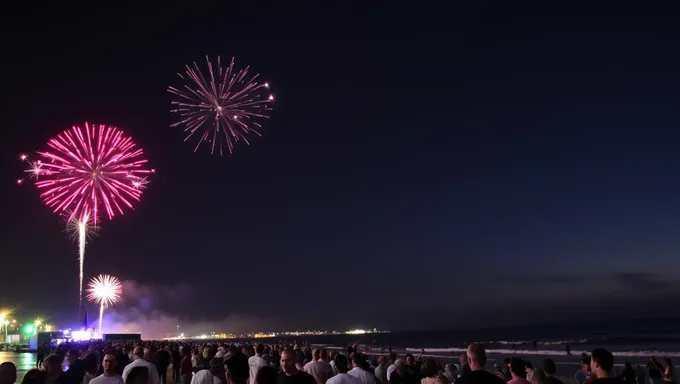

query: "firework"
left=86, top=274, right=122, bottom=336
left=64, top=212, right=100, bottom=303
left=22, top=122, right=152, bottom=307
left=168, top=56, right=275, bottom=155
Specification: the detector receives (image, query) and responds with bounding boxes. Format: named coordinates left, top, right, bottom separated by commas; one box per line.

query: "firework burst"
left=168, top=56, right=275, bottom=155
left=21, top=122, right=152, bottom=307
left=87, top=274, right=122, bottom=335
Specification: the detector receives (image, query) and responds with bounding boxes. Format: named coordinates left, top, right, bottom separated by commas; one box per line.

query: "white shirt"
left=327, top=373, right=361, bottom=384
left=347, top=368, right=376, bottom=384
left=89, top=375, right=124, bottom=384
left=122, top=358, right=160, bottom=384
left=386, top=365, right=396, bottom=381
left=248, top=355, right=267, bottom=384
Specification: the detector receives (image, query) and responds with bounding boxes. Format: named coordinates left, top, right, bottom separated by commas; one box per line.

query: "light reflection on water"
left=0, top=351, right=36, bottom=383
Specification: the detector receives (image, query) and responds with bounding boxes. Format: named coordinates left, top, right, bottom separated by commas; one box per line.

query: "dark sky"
left=2, top=3, right=680, bottom=336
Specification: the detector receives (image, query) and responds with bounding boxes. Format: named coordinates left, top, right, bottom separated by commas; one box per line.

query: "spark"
left=22, top=122, right=151, bottom=306
left=168, top=56, right=275, bottom=155
left=87, top=274, right=122, bottom=336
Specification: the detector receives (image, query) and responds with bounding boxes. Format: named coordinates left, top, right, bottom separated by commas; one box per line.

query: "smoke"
left=98, top=280, right=273, bottom=339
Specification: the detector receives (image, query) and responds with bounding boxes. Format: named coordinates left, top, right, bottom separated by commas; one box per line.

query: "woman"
left=421, top=359, right=438, bottom=384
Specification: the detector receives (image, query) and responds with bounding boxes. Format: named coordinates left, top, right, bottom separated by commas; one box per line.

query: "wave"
left=405, top=347, right=680, bottom=358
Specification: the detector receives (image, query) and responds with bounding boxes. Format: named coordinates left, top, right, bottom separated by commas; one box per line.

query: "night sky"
left=2, top=3, right=680, bottom=336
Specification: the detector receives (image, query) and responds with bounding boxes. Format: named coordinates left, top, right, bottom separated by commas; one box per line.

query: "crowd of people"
left=0, top=340, right=676, bottom=384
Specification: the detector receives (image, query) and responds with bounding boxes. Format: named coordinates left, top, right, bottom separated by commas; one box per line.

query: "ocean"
left=297, top=318, right=680, bottom=358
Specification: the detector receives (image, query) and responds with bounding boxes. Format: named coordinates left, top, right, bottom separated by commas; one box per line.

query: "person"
left=255, top=366, right=278, bottom=384
left=421, top=359, right=438, bottom=384
left=21, top=369, right=46, bottom=384
left=181, top=348, right=193, bottom=384
left=225, top=353, right=250, bottom=384
left=575, top=357, right=591, bottom=384
left=507, top=358, right=530, bottom=384
left=37, top=343, right=48, bottom=368
left=347, top=354, right=376, bottom=384
left=388, top=360, right=409, bottom=384
left=250, top=345, right=268, bottom=384
left=663, top=359, right=675, bottom=384
left=648, top=359, right=664, bottom=384
left=91, top=353, right=124, bottom=384
left=304, top=349, right=332, bottom=384
left=327, top=355, right=361, bottom=384
left=456, top=344, right=505, bottom=384
left=374, top=357, right=388, bottom=384
left=277, top=348, right=317, bottom=384
left=44, top=354, right=64, bottom=384
left=621, top=363, right=636, bottom=384
left=157, top=347, right=172, bottom=384
left=542, top=360, right=564, bottom=384
left=123, top=346, right=161, bottom=384
left=126, top=366, right=150, bottom=384
left=0, top=362, right=16, bottom=384
left=210, top=358, right=227, bottom=384
left=590, top=349, right=624, bottom=384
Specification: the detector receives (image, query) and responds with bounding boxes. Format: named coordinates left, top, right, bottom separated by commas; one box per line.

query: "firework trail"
left=168, top=56, right=275, bottom=155
left=20, top=123, right=152, bottom=307
left=87, top=274, right=122, bottom=335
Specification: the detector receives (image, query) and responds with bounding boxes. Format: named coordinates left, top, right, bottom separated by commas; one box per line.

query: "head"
left=406, top=354, right=415, bottom=366
left=281, top=348, right=298, bottom=375
left=422, top=358, right=438, bottom=378
left=510, top=358, right=526, bottom=378
left=0, top=363, right=17, bottom=384
left=335, top=354, right=350, bottom=374
left=320, top=350, right=328, bottom=361
left=20, top=369, right=45, bottom=384
left=445, top=363, right=457, bottom=376
left=255, top=366, right=278, bottom=384
left=459, top=354, right=467, bottom=366
left=352, top=353, right=369, bottom=370
left=43, top=355, right=62, bottom=377
left=466, top=344, right=487, bottom=371
left=103, top=353, right=118, bottom=375
left=377, top=356, right=385, bottom=367
left=312, top=349, right=320, bottom=361
left=591, top=349, right=614, bottom=377
left=133, top=346, right=145, bottom=360
left=67, top=348, right=80, bottom=364
left=255, top=344, right=265, bottom=356
left=531, top=369, right=547, bottom=384
left=395, top=359, right=406, bottom=375
left=543, top=359, right=556, bottom=376
left=664, top=358, right=673, bottom=367
left=580, top=356, right=591, bottom=372
left=225, top=353, right=249, bottom=384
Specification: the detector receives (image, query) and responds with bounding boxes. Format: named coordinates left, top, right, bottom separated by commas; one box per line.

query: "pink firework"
left=168, top=56, right=275, bottom=155
left=30, top=122, right=153, bottom=225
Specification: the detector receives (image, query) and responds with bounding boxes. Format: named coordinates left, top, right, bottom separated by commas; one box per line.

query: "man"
left=347, top=354, right=376, bottom=384
left=590, top=349, right=624, bottom=384
left=575, top=356, right=591, bottom=384
left=327, top=355, right=361, bottom=384
left=373, top=356, right=387, bottom=384
left=44, top=355, right=64, bottom=384
left=226, top=353, right=250, bottom=384
left=249, top=344, right=268, bottom=384
left=0, top=362, right=16, bottom=384
left=278, top=348, right=317, bottom=384
left=386, top=354, right=398, bottom=384
left=304, top=349, right=332, bottom=384
left=156, top=346, right=172, bottom=384
left=543, top=359, right=564, bottom=384
left=90, top=353, right=124, bottom=384
left=507, top=358, right=530, bottom=384
left=457, top=344, right=505, bottom=384
left=123, top=346, right=160, bottom=384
